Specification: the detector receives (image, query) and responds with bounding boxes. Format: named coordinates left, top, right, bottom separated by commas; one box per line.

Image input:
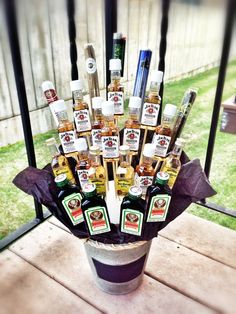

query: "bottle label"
left=141, top=102, right=160, bottom=126
left=135, top=174, right=153, bottom=195
left=86, top=58, right=97, bottom=74
left=88, top=168, right=106, bottom=195
left=102, top=136, right=119, bottom=158
left=44, top=90, right=58, bottom=104
left=108, top=91, right=124, bottom=115
left=91, top=129, right=102, bottom=150
left=147, top=194, right=171, bottom=222
left=59, top=131, right=77, bottom=154
left=53, top=167, right=75, bottom=184
left=62, top=193, right=84, bottom=225
left=152, top=134, right=171, bottom=157
left=115, top=177, right=134, bottom=196
left=84, top=206, right=111, bottom=235
left=77, top=169, right=89, bottom=188
left=161, top=165, right=179, bottom=188
left=121, top=208, right=143, bottom=236
left=123, top=128, right=141, bottom=151
left=74, top=109, right=91, bottom=133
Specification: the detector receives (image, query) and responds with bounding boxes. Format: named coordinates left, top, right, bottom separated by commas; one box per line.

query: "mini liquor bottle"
left=45, top=137, right=76, bottom=184
left=81, top=183, right=111, bottom=236
left=55, top=174, right=84, bottom=227
left=115, top=145, right=134, bottom=199
left=135, top=143, right=156, bottom=197
left=120, top=186, right=146, bottom=236
left=146, top=172, right=172, bottom=222
left=160, top=138, right=186, bottom=188
left=101, top=100, right=120, bottom=160
left=141, top=70, right=163, bottom=128
left=91, top=96, right=104, bottom=150
left=107, top=59, right=124, bottom=116
left=54, top=100, right=77, bottom=155
left=88, top=145, right=106, bottom=197
left=70, top=79, right=92, bottom=136
left=41, top=81, right=59, bottom=125
left=75, top=138, right=90, bottom=189
left=152, top=104, right=177, bottom=158
left=123, top=96, right=142, bottom=153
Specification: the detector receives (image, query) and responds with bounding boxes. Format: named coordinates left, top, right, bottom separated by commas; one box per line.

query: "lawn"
left=0, top=60, right=236, bottom=239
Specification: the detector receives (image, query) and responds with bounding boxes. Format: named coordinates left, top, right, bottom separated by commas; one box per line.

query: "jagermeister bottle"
left=81, top=183, right=111, bottom=236
left=115, top=145, right=134, bottom=200
left=55, top=174, right=84, bottom=227
left=88, top=145, right=106, bottom=197
left=146, top=172, right=171, bottom=222
left=120, top=186, right=146, bottom=236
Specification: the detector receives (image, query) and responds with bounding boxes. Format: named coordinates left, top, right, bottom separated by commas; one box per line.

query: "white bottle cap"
left=45, top=137, right=57, bottom=146
left=53, top=100, right=67, bottom=113
left=102, top=101, right=115, bottom=116
left=163, top=104, right=177, bottom=117
left=109, top=59, right=122, bottom=71
left=41, top=81, right=55, bottom=92
left=92, top=96, right=104, bottom=109
left=150, top=70, right=163, bottom=83
left=119, top=145, right=130, bottom=155
left=113, top=33, right=123, bottom=39
left=175, top=138, right=186, bottom=147
left=129, top=96, right=142, bottom=109
left=70, top=79, right=84, bottom=92
left=75, top=138, right=88, bottom=152
left=143, top=143, right=156, bottom=158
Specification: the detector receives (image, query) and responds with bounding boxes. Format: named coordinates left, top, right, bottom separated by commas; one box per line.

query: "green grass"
left=1, top=60, right=236, bottom=239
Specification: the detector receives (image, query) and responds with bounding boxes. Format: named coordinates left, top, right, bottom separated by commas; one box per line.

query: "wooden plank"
left=159, top=212, right=236, bottom=269
left=0, top=250, right=101, bottom=314
left=10, top=221, right=215, bottom=314
left=146, top=236, right=236, bottom=314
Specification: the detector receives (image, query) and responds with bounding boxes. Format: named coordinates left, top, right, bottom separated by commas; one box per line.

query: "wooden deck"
left=1, top=212, right=236, bottom=314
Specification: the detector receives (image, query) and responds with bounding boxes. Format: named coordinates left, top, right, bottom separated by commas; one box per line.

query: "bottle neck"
left=90, top=154, right=101, bottom=166
left=129, top=107, right=140, bottom=121
left=110, top=70, right=121, bottom=82
left=142, top=155, right=153, bottom=167
left=161, top=114, right=175, bottom=128
left=57, top=110, right=69, bottom=122
left=172, top=144, right=184, bottom=158
left=119, top=154, right=130, bottom=167
left=72, top=90, right=84, bottom=105
left=94, top=108, right=103, bottom=122
left=104, top=114, right=115, bottom=125
left=48, top=144, right=59, bottom=157
left=77, top=150, right=89, bottom=161
left=149, top=81, right=161, bottom=95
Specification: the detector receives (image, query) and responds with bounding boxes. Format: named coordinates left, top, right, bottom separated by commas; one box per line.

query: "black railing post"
left=204, top=0, right=235, bottom=178
left=3, top=0, right=43, bottom=220
left=104, top=0, right=117, bottom=92
left=67, top=0, right=78, bottom=81
left=158, top=0, right=170, bottom=124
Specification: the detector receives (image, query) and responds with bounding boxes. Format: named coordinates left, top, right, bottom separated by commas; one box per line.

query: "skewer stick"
left=112, top=161, right=118, bottom=198
left=139, top=128, right=148, bottom=165
left=103, top=158, right=109, bottom=191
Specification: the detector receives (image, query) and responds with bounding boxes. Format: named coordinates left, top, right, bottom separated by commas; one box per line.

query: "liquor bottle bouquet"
left=13, top=43, right=216, bottom=245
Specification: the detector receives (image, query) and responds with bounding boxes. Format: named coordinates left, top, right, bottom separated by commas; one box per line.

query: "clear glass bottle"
left=101, top=100, right=120, bottom=161
left=160, top=138, right=186, bottom=188
left=81, top=183, right=111, bottom=236
left=54, top=100, right=77, bottom=155
left=45, top=137, right=76, bottom=184
left=120, top=186, right=146, bottom=236
left=115, top=145, right=134, bottom=200
left=107, top=59, right=124, bottom=116
left=152, top=103, right=177, bottom=158
left=145, top=172, right=172, bottom=222
left=141, top=70, right=163, bottom=128
left=135, top=143, right=156, bottom=197
left=88, top=145, right=106, bottom=197
left=91, top=96, right=104, bottom=150
left=70, top=79, right=92, bottom=136
left=123, top=96, right=142, bottom=153
left=75, top=138, right=90, bottom=189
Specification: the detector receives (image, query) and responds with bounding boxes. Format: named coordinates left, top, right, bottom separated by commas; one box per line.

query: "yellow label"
left=52, top=156, right=75, bottom=184
left=115, top=178, right=134, bottom=196
left=89, top=178, right=106, bottom=195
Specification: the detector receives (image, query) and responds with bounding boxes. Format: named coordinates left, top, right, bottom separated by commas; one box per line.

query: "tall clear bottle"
left=101, top=101, right=120, bottom=161
left=107, top=59, right=124, bottom=116
left=75, top=138, right=91, bottom=189
left=54, top=100, right=77, bottom=156
left=141, top=70, right=163, bottom=128
left=160, top=138, right=186, bottom=188
left=91, top=96, right=104, bottom=150
left=115, top=145, right=134, bottom=200
left=70, top=79, right=92, bottom=136
left=123, top=96, right=142, bottom=153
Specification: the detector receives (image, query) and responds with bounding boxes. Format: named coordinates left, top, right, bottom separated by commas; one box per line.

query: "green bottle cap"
left=82, top=183, right=97, bottom=197
left=128, top=186, right=142, bottom=199
left=155, top=172, right=169, bottom=185
left=55, top=174, right=68, bottom=187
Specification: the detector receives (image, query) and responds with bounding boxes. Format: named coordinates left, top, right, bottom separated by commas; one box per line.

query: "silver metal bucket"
left=84, top=239, right=152, bottom=295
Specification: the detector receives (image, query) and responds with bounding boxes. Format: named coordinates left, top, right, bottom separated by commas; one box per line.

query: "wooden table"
left=1, top=212, right=236, bottom=314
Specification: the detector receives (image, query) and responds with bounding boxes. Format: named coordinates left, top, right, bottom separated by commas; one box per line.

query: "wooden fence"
left=0, top=0, right=235, bottom=146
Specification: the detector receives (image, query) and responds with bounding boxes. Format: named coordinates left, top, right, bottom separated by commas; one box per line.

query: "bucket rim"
left=84, top=239, right=149, bottom=251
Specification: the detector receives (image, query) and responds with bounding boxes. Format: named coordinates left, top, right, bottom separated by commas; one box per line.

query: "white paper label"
left=152, top=134, right=171, bottom=157
left=91, top=129, right=102, bottom=150
left=74, top=109, right=91, bottom=133
left=84, top=206, right=111, bottom=235
left=147, top=194, right=171, bottom=222
left=59, top=130, right=77, bottom=154
left=108, top=91, right=124, bottom=114
left=135, top=173, right=153, bottom=196
left=102, top=136, right=119, bottom=158
left=141, top=102, right=160, bottom=126
left=121, top=209, right=143, bottom=236
left=123, top=128, right=140, bottom=151
left=62, top=193, right=84, bottom=225
left=86, top=58, right=97, bottom=74
left=77, top=169, right=89, bottom=188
